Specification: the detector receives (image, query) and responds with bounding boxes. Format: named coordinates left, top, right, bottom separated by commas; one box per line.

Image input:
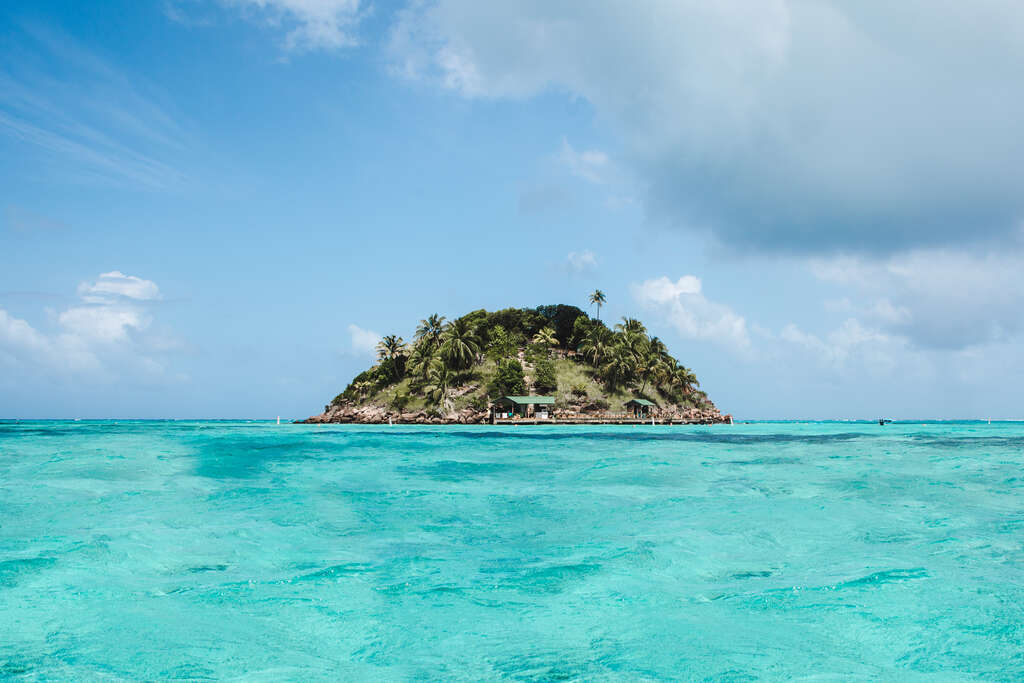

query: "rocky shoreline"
left=298, top=400, right=731, bottom=425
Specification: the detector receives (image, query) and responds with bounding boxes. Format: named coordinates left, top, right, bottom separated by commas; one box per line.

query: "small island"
left=302, top=300, right=730, bottom=425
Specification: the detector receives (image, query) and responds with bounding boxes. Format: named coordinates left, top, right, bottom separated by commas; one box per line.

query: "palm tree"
left=672, top=365, right=699, bottom=396
left=376, top=334, right=408, bottom=380
left=424, top=358, right=455, bottom=413
left=376, top=335, right=406, bottom=362
left=406, top=343, right=435, bottom=385
left=644, top=336, right=672, bottom=393
left=532, top=326, right=557, bottom=348
left=615, top=317, right=647, bottom=335
left=439, top=318, right=480, bottom=371
left=589, top=290, right=607, bottom=321
left=415, top=314, right=447, bottom=349
left=578, top=325, right=614, bottom=367
left=636, top=347, right=675, bottom=396
left=600, top=345, right=636, bottom=389
left=648, top=336, right=670, bottom=362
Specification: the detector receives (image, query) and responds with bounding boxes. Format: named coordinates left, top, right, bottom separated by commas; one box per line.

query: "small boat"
left=878, top=418, right=892, bottom=425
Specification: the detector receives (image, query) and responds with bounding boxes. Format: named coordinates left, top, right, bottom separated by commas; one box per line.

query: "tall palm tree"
left=589, top=290, right=607, bottom=321
left=376, top=335, right=406, bottom=362
left=415, top=314, right=447, bottom=350
left=376, top=334, right=408, bottom=379
left=439, top=318, right=480, bottom=371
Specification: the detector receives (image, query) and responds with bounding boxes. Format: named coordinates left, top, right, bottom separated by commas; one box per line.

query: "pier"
left=491, top=415, right=715, bottom=425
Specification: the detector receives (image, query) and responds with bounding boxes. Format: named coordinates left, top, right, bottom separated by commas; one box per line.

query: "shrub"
left=469, top=394, right=489, bottom=411
left=536, top=304, right=588, bottom=347
left=571, top=383, right=588, bottom=399
left=391, top=392, right=411, bottom=412
left=489, top=359, right=525, bottom=397
left=488, top=307, right=547, bottom=340
left=533, top=358, right=557, bottom=394
left=486, top=324, right=520, bottom=360
left=524, top=344, right=548, bottom=365
left=341, top=368, right=381, bottom=399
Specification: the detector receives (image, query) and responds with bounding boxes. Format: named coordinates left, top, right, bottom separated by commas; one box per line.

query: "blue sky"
left=3, top=0, right=1024, bottom=419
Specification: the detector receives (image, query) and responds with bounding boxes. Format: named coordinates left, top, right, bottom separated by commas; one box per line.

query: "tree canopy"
left=337, top=302, right=705, bottom=411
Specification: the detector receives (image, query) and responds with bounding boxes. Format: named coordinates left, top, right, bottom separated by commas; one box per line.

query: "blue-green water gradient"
left=1, top=421, right=1022, bottom=680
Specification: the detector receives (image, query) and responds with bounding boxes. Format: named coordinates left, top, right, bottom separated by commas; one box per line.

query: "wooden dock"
left=491, top=416, right=714, bottom=426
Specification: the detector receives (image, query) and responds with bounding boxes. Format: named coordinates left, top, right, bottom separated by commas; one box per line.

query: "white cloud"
left=223, top=0, right=364, bottom=51
left=0, top=309, right=102, bottom=375
left=390, top=1, right=1024, bottom=252
left=347, top=323, right=380, bottom=355
left=558, top=138, right=611, bottom=185
left=58, top=305, right=151, bottom=345
left=633, top=275, right=750, bottom=351
left=77, top=271, right=160, bottom=303
left=0, top=271, right=178, bottom=381
left=564, top=249, right=598, bottom=274
left=780, top=318, right=906, bottom=375
left=809, top=248, right=1024, bottom=349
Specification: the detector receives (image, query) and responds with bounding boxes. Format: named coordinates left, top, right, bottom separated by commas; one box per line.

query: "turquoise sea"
left=1, top=421, right=1022, bottom=680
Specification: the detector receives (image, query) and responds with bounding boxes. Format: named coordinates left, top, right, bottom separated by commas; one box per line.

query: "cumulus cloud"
left=0, top=272, right=177, bottom=380
left=221, top=0, right=365, bottom=51
left=633, top=275, right=750, bottom=351
left=347, top=323, right=381, bottom=355
left=390, top=1, right=1024, bottom=252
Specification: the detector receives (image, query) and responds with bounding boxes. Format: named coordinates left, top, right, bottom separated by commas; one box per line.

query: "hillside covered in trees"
left=303, top=302, right=727, bottom=424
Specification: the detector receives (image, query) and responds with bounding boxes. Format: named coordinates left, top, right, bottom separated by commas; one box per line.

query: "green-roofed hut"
left=625, top=398, right=656, bottom=418
left=491, top=395, right=556, bottom=420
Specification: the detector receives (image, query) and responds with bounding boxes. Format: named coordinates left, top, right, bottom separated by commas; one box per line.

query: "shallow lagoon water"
left=1, top=420, right=1022, bottom=680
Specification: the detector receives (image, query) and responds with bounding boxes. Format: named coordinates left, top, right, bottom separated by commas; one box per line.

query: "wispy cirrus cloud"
left=170, top=0, right=367, bottom=52
left=0, top=25, right=188, bottom=189
left=3, top=205, right=68, bottom=235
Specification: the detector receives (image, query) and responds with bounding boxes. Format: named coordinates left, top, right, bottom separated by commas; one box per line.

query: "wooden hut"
left=625, top=398, right=656, bottom=418
left=491, top=396, right=555, bottom=420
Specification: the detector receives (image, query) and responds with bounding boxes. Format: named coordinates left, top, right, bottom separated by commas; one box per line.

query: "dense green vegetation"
left=333, top=302, right=713, bottom=415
